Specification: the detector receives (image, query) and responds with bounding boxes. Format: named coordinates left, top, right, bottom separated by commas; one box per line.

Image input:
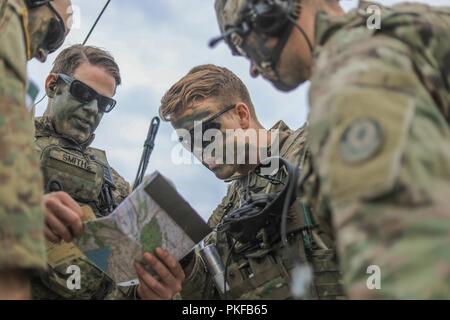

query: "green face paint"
left=28, top=5, right=67, bottom=62
left=49, top=85, right=103, bottom=145
left=172, top=110, right=212, bottom=131
left=27, top=7, right=53, bottom=61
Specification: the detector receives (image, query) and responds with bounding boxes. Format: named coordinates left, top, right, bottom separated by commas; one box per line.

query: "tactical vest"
left=212, top=128, right=345, bottom=300
left=36, top=134, right=118, bottom=217
left=32, top=127, right=122, bottom=299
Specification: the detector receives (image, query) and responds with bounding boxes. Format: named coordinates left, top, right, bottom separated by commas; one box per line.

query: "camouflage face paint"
left=27, top=7, right=53, bottom=62
left=172, top=106, right=243, bottom=179
left=27, top=5, right=66, bottom=62
left=49, top=85, right=103, bottom=144
left=172, top=110, right=212, bottom=131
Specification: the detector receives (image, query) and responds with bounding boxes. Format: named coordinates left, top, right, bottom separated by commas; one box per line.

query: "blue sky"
left=29, top=0, right=448, bottom=220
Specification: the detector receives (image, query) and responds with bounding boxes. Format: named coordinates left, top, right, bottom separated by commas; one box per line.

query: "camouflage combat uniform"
left=31, top=116, right=136, bottom=299
left=0, top=0, right=46, bottom=273
left=306, top=1, right=450, bottom=298
left=182, top=121, right=345, bottom=300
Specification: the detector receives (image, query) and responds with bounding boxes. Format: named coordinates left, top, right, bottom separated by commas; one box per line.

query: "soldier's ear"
left=236, top=103, right=250, bottom=129
left=45, top=74, right=58, bottom=98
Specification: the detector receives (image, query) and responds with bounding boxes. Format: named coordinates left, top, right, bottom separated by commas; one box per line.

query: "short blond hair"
left=51, top=44, right=121, bottom=87
left=160, top=64, right=255, bottom=121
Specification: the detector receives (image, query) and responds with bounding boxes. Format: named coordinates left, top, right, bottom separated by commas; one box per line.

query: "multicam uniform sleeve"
left=0, top=0, right=46, bottom=272
left=308, top=16, right=450, bottom=298
left=111, top=167, right=131, bottom=205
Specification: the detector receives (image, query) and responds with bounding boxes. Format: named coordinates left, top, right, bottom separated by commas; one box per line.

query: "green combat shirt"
left=0, top=0, right=46, bottom=272
left=307, top=1, right=450, bottom=298
left=31, top=117, right=136, bottom=300
left=182, top=121, right=345, bottom=300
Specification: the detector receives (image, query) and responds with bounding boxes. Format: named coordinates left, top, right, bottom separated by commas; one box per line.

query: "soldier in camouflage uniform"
left=160, top=64, right=344, bottom=299
left=0, top=0, right=73, bottom=299
left=214, top=0, right=450, bottom=298
left=32, top=45, right=185, bottom=300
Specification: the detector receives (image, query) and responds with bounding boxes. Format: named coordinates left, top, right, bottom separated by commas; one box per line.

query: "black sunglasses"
left=43, top=2, right=67, bottom=54
left=57, top=74, right=117, bottom=113
left=180, top=104, right=236, bottom=152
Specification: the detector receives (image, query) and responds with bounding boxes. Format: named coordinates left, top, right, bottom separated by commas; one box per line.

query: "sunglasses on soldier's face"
left=45, top=3, right=66, bottom=53
left=27, top=1, right=66, bottom=55
left=57, top=74, right=117, bottom=113
left=41, top=2, right=67, bottom=54
left=179, top=104, right=236, bottom=152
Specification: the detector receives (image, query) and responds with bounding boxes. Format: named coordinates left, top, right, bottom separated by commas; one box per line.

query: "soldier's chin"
left=212, top=165, right=235, bottom=180
left=67, top=128, right=91, bottom=145
left=271, top=79, right=300, bottom=92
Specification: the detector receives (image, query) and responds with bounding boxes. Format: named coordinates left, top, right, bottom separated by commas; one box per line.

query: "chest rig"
left=205, top=127, right=345, bottom=300
left=36, top=134, right=117, bottom=217
left=211, top=157, right=310, bottom=300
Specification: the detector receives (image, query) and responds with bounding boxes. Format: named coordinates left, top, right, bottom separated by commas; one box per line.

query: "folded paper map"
left=75, top=171, right=211, bottom=286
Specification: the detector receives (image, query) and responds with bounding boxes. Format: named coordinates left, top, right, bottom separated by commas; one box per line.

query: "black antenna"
left=208, top=27, right=239, bottom=48
left=209, top=34, right=227, bottom=48
left=133, top=117, right=161, bottom=190
left=82, top=0, right=112, bottom=45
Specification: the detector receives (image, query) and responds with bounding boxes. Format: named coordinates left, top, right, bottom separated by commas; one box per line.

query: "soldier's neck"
left=235, top=127, right=273, bottom=176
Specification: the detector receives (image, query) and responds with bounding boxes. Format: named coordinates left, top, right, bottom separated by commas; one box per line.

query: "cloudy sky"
left=29, top=0, right=448, bottom=220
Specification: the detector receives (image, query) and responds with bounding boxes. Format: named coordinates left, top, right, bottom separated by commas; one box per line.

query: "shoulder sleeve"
left=0, top=4, right=46, bottom=272
left=309, top=33, right=450, bottom=299
left=0, top=1, right=27, bottom=90
left=111, top=167, right=131, bottom=205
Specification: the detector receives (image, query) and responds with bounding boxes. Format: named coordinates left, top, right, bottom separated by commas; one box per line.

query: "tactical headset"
left=215, top=155, right=310, bottom=299
left=217, top=156, right=299, bottom=245
left=210, top=0, right=313, bottom=89
left=25, top=0, right=53, bottom=8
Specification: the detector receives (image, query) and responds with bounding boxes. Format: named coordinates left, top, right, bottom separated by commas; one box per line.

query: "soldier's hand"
left=43, top=192, right=84, bottom=243
left=135, top=248, right=185, bottom=300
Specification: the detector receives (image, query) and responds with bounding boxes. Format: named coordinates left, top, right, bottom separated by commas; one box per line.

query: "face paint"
left=216, top=1, right=309, bottom=91
left=27, top=8, right=53, bottom=61
left=27, top=4, right=67, bottom=62
left=174, top=104, right=241, bottom=180
left=185, top=105, right=236, bottom=151
left=49, top=85, right=103, bottom=145
left=237, top=31, right=299, bottom=92
left=172, top=110, right=211, bottom=130
left=58, top=74, right=117, bottom=113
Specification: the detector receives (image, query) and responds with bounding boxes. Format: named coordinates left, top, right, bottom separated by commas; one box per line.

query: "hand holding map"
left=75, top=171, right=211, bottom=286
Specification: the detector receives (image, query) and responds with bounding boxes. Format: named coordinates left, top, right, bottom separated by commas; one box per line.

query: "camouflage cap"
left=214, top=0, right=248, bottom=33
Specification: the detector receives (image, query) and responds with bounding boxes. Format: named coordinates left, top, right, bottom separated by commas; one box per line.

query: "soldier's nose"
left=250, top=63, right=260, bottom=78
left=35, top=48, right=49, bottom=63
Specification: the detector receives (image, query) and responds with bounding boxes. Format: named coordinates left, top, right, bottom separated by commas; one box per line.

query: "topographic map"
left=75, top=171, right=211, bottom=285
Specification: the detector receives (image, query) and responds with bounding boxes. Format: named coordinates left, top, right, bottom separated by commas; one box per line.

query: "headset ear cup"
left=253, top=0, right=294, bottom=37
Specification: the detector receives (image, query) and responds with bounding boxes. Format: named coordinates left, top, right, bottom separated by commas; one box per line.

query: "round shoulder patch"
left=340, top=118, right=383, bottom=164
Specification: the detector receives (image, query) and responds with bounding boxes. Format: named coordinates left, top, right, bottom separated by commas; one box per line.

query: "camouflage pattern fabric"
left=31, top=117, right=135, bottom=300
left=182, top=121, right=345, bottom=300
left=0, top=0, right=46, bottom=272
left=306, top=1, right=450, bottom=298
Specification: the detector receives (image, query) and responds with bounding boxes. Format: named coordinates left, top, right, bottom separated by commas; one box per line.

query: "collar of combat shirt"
left=35, top=116, right=96, bottom=151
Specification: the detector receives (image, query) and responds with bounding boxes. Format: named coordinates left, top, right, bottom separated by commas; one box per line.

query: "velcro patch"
left=320, top=88, right=415, bottom=206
